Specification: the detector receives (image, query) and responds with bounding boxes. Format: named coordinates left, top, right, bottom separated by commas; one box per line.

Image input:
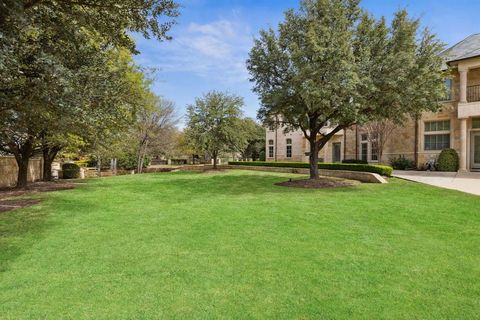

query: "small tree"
left=363, top=120, right=397, bottom=162
left=136, top=96, right=178, bottom=173
left=238, top=118, right=265, bottom=161
left=247, top=0, right=445, bottom=179
left=185, top=91, right=248, bottom=169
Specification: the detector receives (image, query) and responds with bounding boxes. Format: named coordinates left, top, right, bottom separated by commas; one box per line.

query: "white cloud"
left=134, top=18, right=253, bottom=83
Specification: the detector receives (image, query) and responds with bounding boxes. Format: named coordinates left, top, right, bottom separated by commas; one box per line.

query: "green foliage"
left=239, top=118, right=266, bottom=161
left=228, top=161, right=393, bottom=176
left=390, top=155, right=416, bottom=170
left=185, top=91, right=248, bottom=167
left=436, top=148, right=459, bottom=172
left=342, top=159, right=369, bottom=164
left=118, top=153, right=151, bottom=171
left=247, top=0, right=445, bottom=179
left=259, top=150, right=266, bottom=161
left=62, top=163, right=80, bottom=179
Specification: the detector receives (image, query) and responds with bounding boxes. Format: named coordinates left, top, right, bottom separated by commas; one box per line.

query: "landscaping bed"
left=228, top=161, right=393, bottom=176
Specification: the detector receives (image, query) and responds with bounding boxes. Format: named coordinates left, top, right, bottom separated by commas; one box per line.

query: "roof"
left=441, top=33, right=480, bottom=65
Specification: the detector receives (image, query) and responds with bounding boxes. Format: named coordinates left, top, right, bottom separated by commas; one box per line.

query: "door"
left=472, top=133, right=480, bottom=170
left=332, top=143, right=341, bottom=163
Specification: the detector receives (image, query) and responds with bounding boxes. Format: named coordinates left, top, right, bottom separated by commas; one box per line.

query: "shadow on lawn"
left=154, top=171, right=369, bottom=197
left=0, top=202, right=57, bottom=274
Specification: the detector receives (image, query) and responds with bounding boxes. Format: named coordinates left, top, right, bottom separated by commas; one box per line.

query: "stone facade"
left=265, top=37, right=480, bottom=171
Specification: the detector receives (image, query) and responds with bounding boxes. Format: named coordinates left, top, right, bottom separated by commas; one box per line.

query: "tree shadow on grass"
left=0, top=202, right=57, bottom=274
left=147, top=170, right=371, bottom=198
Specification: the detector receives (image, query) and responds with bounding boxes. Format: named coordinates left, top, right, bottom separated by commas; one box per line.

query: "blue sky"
left=133, top=0, right=480, bottom=126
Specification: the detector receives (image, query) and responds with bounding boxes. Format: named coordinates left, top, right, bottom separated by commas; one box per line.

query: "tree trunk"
left=308, top=139, right=320, bottom=179
left=42, top=145, right=61, bottom=181
left=213, top=152, right=218, bottom=170
left=13, top=137, right=35, bottom=189
left=16, top=157, right=30, bottom=189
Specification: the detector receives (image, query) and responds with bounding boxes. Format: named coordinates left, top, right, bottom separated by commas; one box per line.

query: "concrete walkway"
left=393, top=170, right=480, bottom=196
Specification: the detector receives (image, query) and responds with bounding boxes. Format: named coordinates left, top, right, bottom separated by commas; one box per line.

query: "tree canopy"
left=185, top=91, right=248, bottom=169
left=247, top=0, right=445, bottom=179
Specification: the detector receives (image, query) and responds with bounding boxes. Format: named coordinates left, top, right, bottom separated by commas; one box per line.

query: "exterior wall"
left=266, top=128, right=307, bottom=162
left=265, top=127, right=344, bottom=163
left=0, top=157, right=43, bottom=188
left=263, top=62, right=480, bottom=170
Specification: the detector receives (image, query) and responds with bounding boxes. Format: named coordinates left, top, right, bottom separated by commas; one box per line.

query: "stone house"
left=266, top=33, right=480, bottom=172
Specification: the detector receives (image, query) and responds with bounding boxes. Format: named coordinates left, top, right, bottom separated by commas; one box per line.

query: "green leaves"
left=185, top=91, right=249, bottom=161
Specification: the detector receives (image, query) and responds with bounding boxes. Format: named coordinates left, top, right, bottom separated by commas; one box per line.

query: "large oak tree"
left=247, top=0, right=446, bottom=179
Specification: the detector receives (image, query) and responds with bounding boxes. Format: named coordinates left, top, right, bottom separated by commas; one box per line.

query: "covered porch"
left=457, top=61, right=480, bottom=172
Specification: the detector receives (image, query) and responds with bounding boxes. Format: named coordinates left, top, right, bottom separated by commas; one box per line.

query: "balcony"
left=467, top=85, right=480, bottom=102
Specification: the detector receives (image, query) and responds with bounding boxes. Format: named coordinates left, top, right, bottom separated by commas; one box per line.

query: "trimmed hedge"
left=437, top=148, right=459, bottom=172
left=62, top=163, right=81, bottom=179
left=228, top=161, right=393, bottom=176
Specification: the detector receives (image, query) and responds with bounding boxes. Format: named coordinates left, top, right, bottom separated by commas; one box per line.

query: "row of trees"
left=0, top=0, right=180, bottom=187
left=247, top=0, right=446, bottom=179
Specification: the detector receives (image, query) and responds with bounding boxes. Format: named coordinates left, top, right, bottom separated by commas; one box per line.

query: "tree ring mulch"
left=275, top=177, right=359, bottom=189
left=202, top=169, right=229, bottom=174
left=0, top=199, right=41, bottom=213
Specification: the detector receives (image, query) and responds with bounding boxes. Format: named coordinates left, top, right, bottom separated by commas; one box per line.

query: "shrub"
left=436, top=148, right=459, bottom=172
left=342, top=159, right=368, bottom=164
left=389, top=155, right=415, bottom=170
left=259, top=150, right=266, bottom=161
left=228, top=161, right=393, bottom=176
left=62, top=163, right=80, bottom=179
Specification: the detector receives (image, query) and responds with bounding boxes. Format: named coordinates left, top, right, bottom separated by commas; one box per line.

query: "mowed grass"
left=0, top=170, right=479, bottom=319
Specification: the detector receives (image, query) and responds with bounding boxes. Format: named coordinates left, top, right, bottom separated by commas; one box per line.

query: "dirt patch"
left=275, top=177, right=359, bottom=189
left=0, top=180, right=81, bottom=200
left=0, top=199, right=42, bottom=213
left=201, top=169, right=229, bottom=174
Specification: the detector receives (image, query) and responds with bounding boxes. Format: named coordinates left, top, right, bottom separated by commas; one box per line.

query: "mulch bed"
left=0, top=180, right=82, bottom=213
left=201, top=169, right=229, bottom=174
left=275, top=177, right=359, bottom=189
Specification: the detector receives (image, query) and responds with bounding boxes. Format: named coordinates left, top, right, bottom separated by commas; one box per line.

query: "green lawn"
left=1, top=170, right=479, bottom=319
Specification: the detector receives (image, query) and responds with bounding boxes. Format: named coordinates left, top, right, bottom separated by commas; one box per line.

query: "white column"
left=459, top=69, right=468, bottom=103
left=459, top=118, right=468, bottom=172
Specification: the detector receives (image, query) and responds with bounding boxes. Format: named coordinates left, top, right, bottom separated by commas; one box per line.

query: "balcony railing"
left=467, top=85, right=480, bottom=102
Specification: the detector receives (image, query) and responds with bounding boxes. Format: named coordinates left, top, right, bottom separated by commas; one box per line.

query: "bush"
left=436, top=148, right=459, bottom=172
left=118, top=154, right=151, bottom=171
left=258, top=150, right=266, bottom=161
left=62, top=163, right=80, bottom=179
left=228, top=161, right=393, bottom=176
left=342, top=159, right=368, bottom=164
left=389, top=155, right=415, bottom=170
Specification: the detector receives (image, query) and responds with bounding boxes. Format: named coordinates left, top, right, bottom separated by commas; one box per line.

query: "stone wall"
left=0, top=156, right=43, bottom=188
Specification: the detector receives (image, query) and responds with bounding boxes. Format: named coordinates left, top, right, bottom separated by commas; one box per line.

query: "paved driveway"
left=393, top=171, right=480, bottom=196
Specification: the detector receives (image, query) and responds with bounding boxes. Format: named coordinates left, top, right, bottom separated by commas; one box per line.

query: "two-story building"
left=266, top=33, right=480, bottom=172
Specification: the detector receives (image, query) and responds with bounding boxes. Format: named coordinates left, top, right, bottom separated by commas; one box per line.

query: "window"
left=360, top=132, right=378, bottom=162
left=473, top=118, right=480, bottom=129
left=268, top=146, right=274, bottom=158
left=424, top=120, right=450, bottom=151
left=425, top=120, right=450, bottom=132
left=371, top=140, right=378, bottom=161
left=425, top=134, right=450, bottom=150
left=286, top=138, right=292, bottom=158
left=361, top=142, right=368, bottom=162
left=268, top=139, right=274, bottom=145
left=444, top=79, right=453, bottom=101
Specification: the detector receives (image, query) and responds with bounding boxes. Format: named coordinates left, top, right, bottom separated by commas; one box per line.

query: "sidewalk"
left=393, top=170, right=480, bottom=196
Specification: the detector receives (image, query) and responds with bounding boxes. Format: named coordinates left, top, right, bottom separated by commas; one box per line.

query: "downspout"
left=274, top=125, right=278, bottom=162
left=414, top=115, right=419, bottom=169
left=355, top=125, right=359, bottom=160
